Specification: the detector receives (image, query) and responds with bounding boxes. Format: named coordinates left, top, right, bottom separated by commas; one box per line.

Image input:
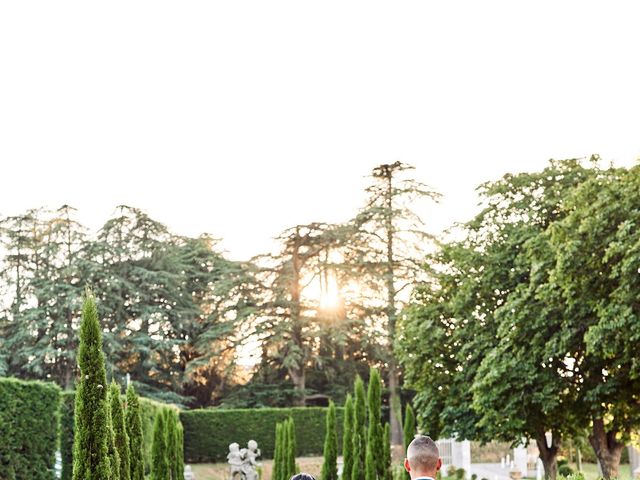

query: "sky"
left=1, top=1, right=639, bottom=260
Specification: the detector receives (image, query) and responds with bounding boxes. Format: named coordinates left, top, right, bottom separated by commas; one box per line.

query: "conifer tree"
left=72, top=292, right=112, bottom=480
left=287, top=417, right=297, bottom=479
left=353, top=376, right=367, bottom=472
left=273, top=423, right=282, bottom=480
left=126, top=384, right=145, bottom=480
left=176, top=422, right=185, bottom=480
left=367, top=368, right=384, bottom=477
left=110, top=381, right=131, bottom=480
left=166, top=410, right=177, bottom=479
left=383, top=424, right=391, bottom=480
left=321, top=401, right=338, bottom=480
left=352, top=433, right=365, bottom=480
left=403, top=405, right=416, bottom=480
left=342, top=395, right=355, bottom=480
left=365, top=442, right=376, bottom=480
left=151, top=410, right=170, bottom=480
left=106, top=389, right=121, bottom=480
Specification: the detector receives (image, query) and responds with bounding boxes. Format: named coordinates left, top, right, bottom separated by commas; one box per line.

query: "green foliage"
left=273, top=422, right=284, bottom=480
left=365, top=442, right=376, bottom=480
left=106, top=403, right=121, bottom=480
left=367, top=368, right=384, bottom=478
left=342, top=395, right=355, bottom=480
left=72, top=293, right=112, bottom=480
left=60, top=391, right=75, bottom=480
left=287, top=418, right=297, bottom=479
left=455, top=468, right=465, bottom=480
left=180, top=406, right=343, bottom=463
left=110, top=382, right=131, bottom=480
left=165, top=409, right=182, bottom=480
left=125, top=384, right=145, bottom=480
left=0, top=378, right=60, bottom=480
left=151, top=409, right=170, bottom=480
left=403, top=404, right=416, bottom=480
left=383, top=423, right=392, bottom=480
left=321, top=401, right=338, bottom=480
left=139, top=396, right=169, bottom=474
left=557, top=459, right=573, bottom=477
left=176, top=422, right=185, bottom=480
left=353, top=375, right=367, bottom=471
left=352, top=433, right=365, bottom=480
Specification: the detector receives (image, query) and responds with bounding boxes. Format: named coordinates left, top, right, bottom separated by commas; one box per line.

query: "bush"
left=557, top=458, right=574, bottom=478
left=181, top=406, right=344, bottom=463
left=0, top=377, right=61, bottom=480
left=455, top=468, right=466, bottom=480
left=446, top=465, right=458, bottom=477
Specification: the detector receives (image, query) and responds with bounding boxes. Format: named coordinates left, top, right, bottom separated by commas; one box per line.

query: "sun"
left=319, top=274, right=341, bottom=310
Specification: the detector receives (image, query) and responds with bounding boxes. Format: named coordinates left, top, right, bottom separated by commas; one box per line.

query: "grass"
left=568, top=462, right=632, bottom=480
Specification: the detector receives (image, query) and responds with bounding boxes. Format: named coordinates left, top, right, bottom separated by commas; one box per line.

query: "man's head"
left=404, top=435, right=442, bottom=479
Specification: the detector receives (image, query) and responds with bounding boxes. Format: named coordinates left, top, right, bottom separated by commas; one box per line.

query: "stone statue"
left=228, top=442, right=244, bottom=480
left=228, top=440, right=261, bottom=480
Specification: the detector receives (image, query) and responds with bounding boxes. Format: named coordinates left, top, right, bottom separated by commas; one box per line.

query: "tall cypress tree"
left=287, top=417, right=297, bottom=479
left=403, top=405, right=416, bottom=480
left=273, top=423, right=282, bottom=480
left=106, top=398, right=120, bottom=480
left=342, top=395, right=355, bottom=480
left=352, top=433, right=365, bottom=480
left=72, top=292, right=112, bottom=480
left=321, top=401, right=338, bottom=480
left=353, top=375, right=367, bottom=475
left=383, top=424, right=391, bottom=480
left=365, top=442, right=376, bottom=480
left=165, top=410, right=177, bottom=479
left=367, top=368, right=384, bottom=477
left=176, top=422, right=185, bottom=480
left=126, top=384, right=145, bottom=480
left=110, top=381, right=131, bottom=480
left=151, top=410, right=170, bottom=480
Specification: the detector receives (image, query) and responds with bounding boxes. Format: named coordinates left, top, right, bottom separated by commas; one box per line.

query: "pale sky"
left=1, top=1, right=639, bottom=260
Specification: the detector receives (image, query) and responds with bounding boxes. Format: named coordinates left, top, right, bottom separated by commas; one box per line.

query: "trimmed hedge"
left=59, top=390, right=167, bottom=477
left=0, top=377, right=61, bottom=480
left=181, top=407, right=344, bottom=463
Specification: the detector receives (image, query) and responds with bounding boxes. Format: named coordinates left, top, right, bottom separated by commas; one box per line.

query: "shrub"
left=455, top=468, right=465, bottom=480
left=60, top=391, right=76, bottom=480
left=151, top=408, right=170, bottom=480
left=0, top=377, right=60, bottom=480
left=180, top=406, right=344, bottom=463
left=125, top=384, right=145, bottom=480
left=471, top=474, right=478, bottom=480
left=447, top=465, right=457, bottom=477
left=321, top=402, right=338, bottom=480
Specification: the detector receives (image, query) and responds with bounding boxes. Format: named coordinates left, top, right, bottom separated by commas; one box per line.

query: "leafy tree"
left=110, top=381, right=131, bottom=480
left=72, top=292, right=112, bottom=480
left=125, top=384, right=145, bottom=480
left=403, top=405, right=415, bottom=480
left=349, top=162, right=440, bottom=443
left=321, top=401, right=338, bottom=480
left=367, top=368, right=384, bottom=477
left=151, top=410, right=170, bottom=480
left=342, top=394, right=355, bottom=480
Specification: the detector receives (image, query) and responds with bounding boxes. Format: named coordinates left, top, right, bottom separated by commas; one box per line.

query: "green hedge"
left=59, top=390, right=168, bottom=477
left=0, top=378, right=61, bottom=480
left=181, top=407, right=344, bottom=463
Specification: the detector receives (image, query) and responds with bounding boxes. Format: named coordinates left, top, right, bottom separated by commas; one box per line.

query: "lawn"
left=569, top=463, right=632, bottom=480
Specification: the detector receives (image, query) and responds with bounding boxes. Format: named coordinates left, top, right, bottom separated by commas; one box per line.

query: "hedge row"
left=59, top=390, right=167, bottom=478
left=0, top=378, right=61, bottom=480
left=181, top=407, right=344, bottom=463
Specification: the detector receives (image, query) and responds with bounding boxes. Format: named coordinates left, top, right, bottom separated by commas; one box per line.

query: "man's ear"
left=404, top=458, right=411, bottom=474
left=436, top=458, right=443, bottom=471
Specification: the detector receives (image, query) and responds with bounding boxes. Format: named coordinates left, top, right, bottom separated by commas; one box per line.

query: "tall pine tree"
left=353, top=375, right=367, bottom=479
left=367, top=368, right=384, bottom=478
left=321, top=401, right=338, bottom=480
left=342, top=395, right=355, bottom=480
left=403, top=405, right=416, bottom=480
left=273, top=423, right=283, bottom=480
left=125, top=384, right=145, bottom=480
left=383, top=424, right=391, bottom=480
left=72, top=292, right=112, bottom=480
left=287, top=417, right=297, bottom=479
left=110, top=381, right=131, bottom=480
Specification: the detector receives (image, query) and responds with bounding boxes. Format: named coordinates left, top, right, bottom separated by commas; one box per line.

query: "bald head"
left=405, top=436, right=441, bottom=479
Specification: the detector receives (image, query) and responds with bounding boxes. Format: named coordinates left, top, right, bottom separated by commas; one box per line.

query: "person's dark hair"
left=290, top=474, right=316, bottom=480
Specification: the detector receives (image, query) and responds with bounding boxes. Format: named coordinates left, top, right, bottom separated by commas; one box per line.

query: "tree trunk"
left=589, top=418, right=625, bottom=480
left=577, top=448, right=582, bottom=473
left=536, top=431, right=560, bottom=480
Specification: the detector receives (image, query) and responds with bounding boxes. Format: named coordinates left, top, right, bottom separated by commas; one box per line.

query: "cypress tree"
left=353, top=375, right=367, bottom=474
left=321, top=401, right=338, bottom=480
left=287, top=417, right=297, bottom=479
left=365, top=442, right=376, bottom=480
left=151, top=410, right=170, bottom=480
left=125, top=384, right=145, bottom=480
left=352, top=433, right=365, bottom=480
left=273, top=423, right=282, bottom=480
left=72, top=292, right=112, bottom=480
left=383, top=423, right=391, bottom=480
left=176, top=422, right=185, bottom=480
left=342, top=395, right=355, bottom=480
left=106, top=387, right=121, bottom=480
left=367, top=368, right=384, bottom=477
left=165, top=410, right=177, bottom=479
left=110, top=381, right=131, bottom=480
left=403, top=405, right=416, bottom=480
